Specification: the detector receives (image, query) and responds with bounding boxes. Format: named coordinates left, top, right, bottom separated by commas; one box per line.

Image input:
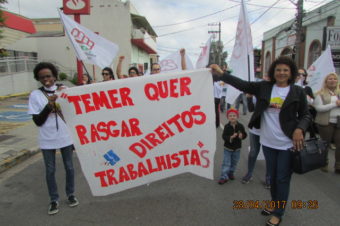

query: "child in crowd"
left=218, top=108, right=247, bottom=184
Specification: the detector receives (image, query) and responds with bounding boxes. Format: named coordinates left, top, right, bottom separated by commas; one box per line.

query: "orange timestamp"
left=233, top=200, right=319, bottom=210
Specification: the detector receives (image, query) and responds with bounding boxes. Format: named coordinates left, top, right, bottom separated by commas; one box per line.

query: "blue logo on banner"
left=103, top=150, right=120, bottom=166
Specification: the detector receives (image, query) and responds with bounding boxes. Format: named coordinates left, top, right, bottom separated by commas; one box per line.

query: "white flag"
left=307, top=45, right=335, bottom=93
left=196, top=36, right=212, bottom=69
left=159, top=51, right=194, bottom=73
left=58, top=9, right=119, bottom=69
left=228, top=0, right=255, bottom=104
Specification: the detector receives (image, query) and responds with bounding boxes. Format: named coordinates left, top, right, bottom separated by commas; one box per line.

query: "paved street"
left=0, top=112, right=339, bottom=226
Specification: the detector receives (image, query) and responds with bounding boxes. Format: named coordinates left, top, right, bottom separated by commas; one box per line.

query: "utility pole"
left=294, top=0, right=304, bottom=67
left=208, top=22, right=222, bottom=65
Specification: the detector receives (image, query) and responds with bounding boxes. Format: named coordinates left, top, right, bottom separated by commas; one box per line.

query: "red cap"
left=226, top=108, right=239, bottom=117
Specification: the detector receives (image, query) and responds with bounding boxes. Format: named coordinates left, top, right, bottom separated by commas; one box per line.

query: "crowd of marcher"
left=28, top=53, right=339, bottom=226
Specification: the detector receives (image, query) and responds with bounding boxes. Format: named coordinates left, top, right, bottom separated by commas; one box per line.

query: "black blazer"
left=220, top=72, right=311, bottom=139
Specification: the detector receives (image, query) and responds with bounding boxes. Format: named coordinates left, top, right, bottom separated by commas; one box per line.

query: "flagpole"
left=81, top=61, right=92, bottom=81
left=74, top=14, right=84, bottom=85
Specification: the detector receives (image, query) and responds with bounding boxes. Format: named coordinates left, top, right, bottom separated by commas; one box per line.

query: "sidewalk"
left=0, top=94, right=39, bottom=173
left=0, top=80, right=75, bottom=173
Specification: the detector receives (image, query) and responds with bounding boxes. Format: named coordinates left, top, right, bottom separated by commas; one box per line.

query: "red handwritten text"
left=94, top=149, right=210, bottom=187
left=129, top=105, right=206, bottom=158
left=144, top=77, right=191, bottom=101
left=67, top=88, right=134, bottom=115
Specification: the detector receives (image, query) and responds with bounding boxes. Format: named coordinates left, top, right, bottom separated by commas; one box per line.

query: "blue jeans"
left=220, top=148, right=241, bottom=180
left=41, top=144, right=75, bottom=202
left=262, top=146, right=293, bottom=218
left=244, top=133, right=270, bottom=184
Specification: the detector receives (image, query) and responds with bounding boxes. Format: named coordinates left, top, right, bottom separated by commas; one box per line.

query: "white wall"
left=304, top=19, right=327, bottom=66
left=0, top=72, right=39, bottom=96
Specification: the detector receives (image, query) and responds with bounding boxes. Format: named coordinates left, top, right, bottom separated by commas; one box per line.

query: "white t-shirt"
left=260, top=85, right=293, bottom=150
left=28, top=85, right=73, bottom=149
left=213, top=81, right=223, bottom=98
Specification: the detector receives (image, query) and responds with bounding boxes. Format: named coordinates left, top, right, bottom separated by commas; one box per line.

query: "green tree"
left=0, top=0, right=8, bottom=57
left=0, top=0, right=7, bottom=24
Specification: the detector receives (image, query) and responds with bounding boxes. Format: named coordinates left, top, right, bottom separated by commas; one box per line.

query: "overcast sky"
left=3, top=0, right=333, bottom=62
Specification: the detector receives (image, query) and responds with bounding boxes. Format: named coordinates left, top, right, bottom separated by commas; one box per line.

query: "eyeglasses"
left=102, top=72, right=110, bottom=76
left=152, top=68, right=161, bottom=72
left=38, top=74, right=53, bottom=80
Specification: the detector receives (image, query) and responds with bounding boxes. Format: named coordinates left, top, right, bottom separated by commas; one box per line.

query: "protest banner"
left=58, top=9, right=119, bottom=69
left=57, top=69, right=216, bottom=196
left=228, top=0, right=255, bottom=104
left=307, top=45, right=336, bottom=93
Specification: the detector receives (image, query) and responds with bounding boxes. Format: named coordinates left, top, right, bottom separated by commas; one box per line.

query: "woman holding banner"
left=313, top=72, right=340, bottom=174
left=210, top=56, right=311, bottom=226
left=28, top=62, right=79, bottom=215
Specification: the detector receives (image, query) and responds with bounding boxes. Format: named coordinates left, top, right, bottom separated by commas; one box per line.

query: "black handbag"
left=291, top=137, right=328, bottom=174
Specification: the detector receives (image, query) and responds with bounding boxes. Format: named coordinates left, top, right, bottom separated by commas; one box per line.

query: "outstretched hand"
left=209, top=64, right=224, bottom=76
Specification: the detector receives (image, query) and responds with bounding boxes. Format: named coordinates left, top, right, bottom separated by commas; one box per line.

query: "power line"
left=156, top=7, right=266, bottom=39
left=153, top=4, right=240, bottom=28
left=250, top=0, right=282, bottom=25
left=223, top=1, right=282, bottom=46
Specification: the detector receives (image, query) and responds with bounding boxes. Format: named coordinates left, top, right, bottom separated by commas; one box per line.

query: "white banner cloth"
left=307, top=45, right=336, bottom=93
left=228, top=0, right=255, bottom=104
left=58, top=69, right=216, bottom=196
left=159, top=51, right=194, bottom=73
left=58, top=9, right=119, bottom=69
left=196, top=36, right=212, bottom=69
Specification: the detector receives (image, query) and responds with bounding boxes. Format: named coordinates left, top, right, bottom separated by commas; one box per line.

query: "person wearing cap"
left=218, top=108, right=247, bottom=185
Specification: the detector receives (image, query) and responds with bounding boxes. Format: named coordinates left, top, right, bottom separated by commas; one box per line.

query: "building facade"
left=6, top=0, right=157, bottom=80
left=261, top=0, right=340, bottom=76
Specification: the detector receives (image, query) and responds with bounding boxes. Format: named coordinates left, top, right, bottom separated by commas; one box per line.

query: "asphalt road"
left=0, top=114, right=339, bottom=226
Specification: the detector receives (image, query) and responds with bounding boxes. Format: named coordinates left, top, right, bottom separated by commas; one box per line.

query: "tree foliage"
left=0, top=0, right=7, bottom=40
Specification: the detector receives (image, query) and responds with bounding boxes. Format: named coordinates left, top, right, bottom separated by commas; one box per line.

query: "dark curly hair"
left=267, top=56, right=298, bottom=85
left=102, top=67, right=115, bottom=80
left=33, top=62, right=58, bottom=81
left=128, top=67, right=139, bottom=76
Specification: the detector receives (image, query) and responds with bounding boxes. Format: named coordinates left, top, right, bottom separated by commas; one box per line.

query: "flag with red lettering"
left=228, top=0, right=255, bottom=104
left=307, top=45, right=335, bottom=93
left=58, top=9, right=119, bottom=68
left=57, top=69, right=215, bottom=196
left=196, top=36, right=212, bottom=69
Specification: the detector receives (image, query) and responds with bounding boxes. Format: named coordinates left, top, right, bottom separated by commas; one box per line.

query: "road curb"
left=0, top=92, right=30, bottom=101
left=0, top=147, right=40, bottom=174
